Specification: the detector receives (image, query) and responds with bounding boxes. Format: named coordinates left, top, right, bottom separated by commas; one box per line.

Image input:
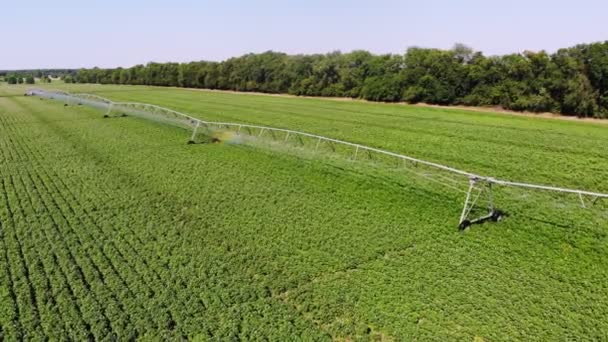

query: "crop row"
left=0, top=105, right=195, bottom=339
left=2, top=87, right=608, bottom=340
left=1, top=95, right=333, bottom=339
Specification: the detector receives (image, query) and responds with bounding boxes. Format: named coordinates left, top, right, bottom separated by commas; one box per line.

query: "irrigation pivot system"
left=26, top=88, right=608, bottom=230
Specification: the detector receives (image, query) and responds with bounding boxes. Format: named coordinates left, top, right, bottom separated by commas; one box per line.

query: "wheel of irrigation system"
left=458, top=219, right=471, bottom=230
left=490, top=210, right=504, bottom=222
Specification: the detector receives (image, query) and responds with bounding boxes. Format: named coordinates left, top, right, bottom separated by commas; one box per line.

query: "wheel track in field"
left=0, top=178, right=44, bottom=337
left=6, top=98, right=206, bottom=336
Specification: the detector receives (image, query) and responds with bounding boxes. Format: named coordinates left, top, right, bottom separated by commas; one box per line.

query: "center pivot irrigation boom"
left=27, top=88, right=608, bottom=230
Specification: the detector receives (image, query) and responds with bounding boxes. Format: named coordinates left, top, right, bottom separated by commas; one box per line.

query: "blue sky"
left=2, top=0, right=607, bottom=69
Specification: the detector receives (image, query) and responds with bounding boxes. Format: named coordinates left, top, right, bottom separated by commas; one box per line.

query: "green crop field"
left=1, top=83, right=607, bottom=340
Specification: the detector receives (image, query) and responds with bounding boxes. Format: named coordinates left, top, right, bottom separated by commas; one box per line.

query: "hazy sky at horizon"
left=2, top=0, right=607, bottom=69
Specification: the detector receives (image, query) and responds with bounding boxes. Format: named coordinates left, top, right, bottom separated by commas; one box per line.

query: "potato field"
left=1, top=84, right=607, bottom=340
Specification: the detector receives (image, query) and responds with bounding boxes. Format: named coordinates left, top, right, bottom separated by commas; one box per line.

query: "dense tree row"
left=0, top=69, right=77, bottom=78
left=73, top=42, right=608, bottom=118
left=0, top=69, right=76, bottom=84
left=3, top=73, right=52, bottom=85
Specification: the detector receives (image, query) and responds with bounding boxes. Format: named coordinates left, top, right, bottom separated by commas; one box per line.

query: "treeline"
left=0, top=69, right=78, bottom=84
left=3, top=74, right=54, bottom=84
left=3, top=74, right=36, bottom=84
left=0, top=69, right=77, bottom=78
left=74, top=42, right=608, bottom=118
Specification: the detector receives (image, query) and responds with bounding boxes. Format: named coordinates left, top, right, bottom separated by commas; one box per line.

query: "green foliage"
left=8, top=74, right=24, bottom=84
left=71, top=41, right=608, bottom=118
left=38, top=76, right=52, bottom=84
left=25, top=75, right=35, bottom=84
left=1, top=84, right=607, bottom=340
left=0, top=69, right=76, bottom=82
left=562, top=74, right=598, bottom=117
left=361, top=76, right=402, bottom=102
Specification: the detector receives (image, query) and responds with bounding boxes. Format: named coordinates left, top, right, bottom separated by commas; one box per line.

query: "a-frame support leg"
left=103, top=103, right=114, bottom=118
left=459, top=178, right=504, bottom=230
left=188, top=121, right=200, bottom=144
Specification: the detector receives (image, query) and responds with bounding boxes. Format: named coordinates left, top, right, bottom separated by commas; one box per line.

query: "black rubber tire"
left=490, top=210, right=504, bottom=222
left=459, top=219, right=471, bottom=231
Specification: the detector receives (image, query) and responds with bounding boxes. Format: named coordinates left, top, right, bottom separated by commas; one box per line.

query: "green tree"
left=562, top=74, right=598, bottom=117
left=67, top=40, right=608, bottom=118
left=402, top=47, right=466, bottom=104
left=361, top=75, right=403, bottom=102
